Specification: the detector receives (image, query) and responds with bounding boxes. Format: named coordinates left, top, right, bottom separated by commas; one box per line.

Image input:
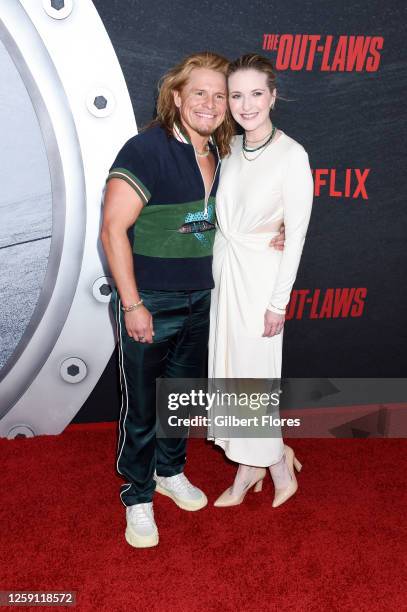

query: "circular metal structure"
left=0, top=0, right=136, bottom=436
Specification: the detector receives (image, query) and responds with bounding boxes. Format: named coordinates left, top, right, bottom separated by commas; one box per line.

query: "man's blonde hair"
left=152, top=52, right=234, bottom=158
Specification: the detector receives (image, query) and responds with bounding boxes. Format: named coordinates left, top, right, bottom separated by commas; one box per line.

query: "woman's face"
left=228, top=68, right=276, bottom=135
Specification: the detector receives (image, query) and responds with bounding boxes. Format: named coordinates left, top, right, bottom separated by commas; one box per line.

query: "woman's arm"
left=267, top=144, right=314, bottom=314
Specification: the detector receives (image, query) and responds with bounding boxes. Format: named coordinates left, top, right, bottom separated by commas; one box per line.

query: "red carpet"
left=1, top=425, right=406, bottom=611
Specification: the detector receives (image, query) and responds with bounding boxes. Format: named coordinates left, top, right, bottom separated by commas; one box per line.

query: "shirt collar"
left=173, top=122, right=216, bottom=147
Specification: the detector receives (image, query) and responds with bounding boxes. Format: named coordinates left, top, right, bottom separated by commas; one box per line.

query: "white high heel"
left=271, top=445, right=302, bottom=508
left=214, top=466, right=266, bottom=507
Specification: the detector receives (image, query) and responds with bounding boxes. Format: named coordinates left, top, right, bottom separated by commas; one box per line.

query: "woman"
left=208, top=54, right=313, bottom=507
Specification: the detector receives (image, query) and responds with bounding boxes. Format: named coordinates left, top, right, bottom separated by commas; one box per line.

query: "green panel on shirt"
left=132, top=198, right=216, bottom=258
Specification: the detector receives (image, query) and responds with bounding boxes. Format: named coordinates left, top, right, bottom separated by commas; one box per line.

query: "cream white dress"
left=208, top=132, right=313, bottom=466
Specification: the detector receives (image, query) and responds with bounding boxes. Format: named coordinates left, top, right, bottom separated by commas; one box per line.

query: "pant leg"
left=115, top=288, right=198, bottom=506
left=156, top=289, right=211, bottom=476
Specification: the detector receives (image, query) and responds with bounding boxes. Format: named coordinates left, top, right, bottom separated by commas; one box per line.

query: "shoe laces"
left=131, top=503, right=154, bottom=526
left=168, top=473, right=194, bottom=493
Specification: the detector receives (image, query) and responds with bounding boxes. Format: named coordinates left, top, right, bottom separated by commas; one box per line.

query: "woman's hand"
left=263, top=309, right=285, bottom=337
left=124, top=305, right=154, bottom=343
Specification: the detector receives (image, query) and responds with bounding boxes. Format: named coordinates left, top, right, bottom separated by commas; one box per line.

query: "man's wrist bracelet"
left=121, top=299, right=143, bottom=312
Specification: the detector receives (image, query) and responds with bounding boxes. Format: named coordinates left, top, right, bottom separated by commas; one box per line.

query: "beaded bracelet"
left=121, top=299, right=143, bottom=312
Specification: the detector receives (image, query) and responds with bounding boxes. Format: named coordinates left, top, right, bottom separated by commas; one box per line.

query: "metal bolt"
left=60, top=357, right=87, bottom=383
left=94, top=96, right=108, bottom=110
left=86, top=89, right=115, bottom=118
left=51, top=0, right=65, bottom=8
left=43, top=0, right=73, bottom=20
left=99, top=283, right=112, bottom=296
left=7, top=425, right=35, bottom=439
left=92, top=276, right=114, bottom=303
left=67, top=364, right=80, bottom=377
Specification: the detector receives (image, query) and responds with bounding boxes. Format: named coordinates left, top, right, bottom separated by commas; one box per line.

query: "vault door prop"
left=0, top=0, right=136, bottom=438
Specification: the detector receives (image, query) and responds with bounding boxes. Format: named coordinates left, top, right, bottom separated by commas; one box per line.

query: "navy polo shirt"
left=106, top=123, right=220, bottom=291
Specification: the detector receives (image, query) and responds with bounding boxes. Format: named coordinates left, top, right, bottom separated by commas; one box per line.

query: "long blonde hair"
left=151, top=52, right=234, bottom=158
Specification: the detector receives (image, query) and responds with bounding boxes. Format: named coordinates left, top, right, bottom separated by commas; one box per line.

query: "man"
left=101, top=52, right=284, bottom=548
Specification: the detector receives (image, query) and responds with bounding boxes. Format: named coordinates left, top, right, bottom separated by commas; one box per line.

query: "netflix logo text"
left=312, top=169, right=370, bottom=200
left=286, top=288, right=367, bottom=320
left=262, top=35, right=384, bottom=72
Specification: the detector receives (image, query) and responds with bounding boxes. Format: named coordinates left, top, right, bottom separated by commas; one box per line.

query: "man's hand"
left=269, top=223, right=285, bottom=250
left=124, top=305, right=155, bottom=343
left=263, top=309, right=285, bottom=337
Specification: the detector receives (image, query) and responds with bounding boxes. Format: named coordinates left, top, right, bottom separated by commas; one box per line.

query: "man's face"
left=173, top=67, right=227, bottom=138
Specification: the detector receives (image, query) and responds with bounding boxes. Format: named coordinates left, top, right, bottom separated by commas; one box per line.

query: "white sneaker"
left=125, top=502, right=159, bottom=548
left=154, top=473, right=208, bottom=511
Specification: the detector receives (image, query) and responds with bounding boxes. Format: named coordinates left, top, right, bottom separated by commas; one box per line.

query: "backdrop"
left=93, top=0, right=407, bottom=380
left=0, top=0, right=405, bottom=431
left=82, top=0, right=407, bottom=422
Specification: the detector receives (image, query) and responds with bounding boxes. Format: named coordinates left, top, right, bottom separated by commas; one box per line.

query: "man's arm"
left=101, top=178, right=154, bottom=343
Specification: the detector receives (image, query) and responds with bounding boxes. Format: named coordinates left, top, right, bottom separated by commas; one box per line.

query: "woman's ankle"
left=269, top=453, right=292, bottom=489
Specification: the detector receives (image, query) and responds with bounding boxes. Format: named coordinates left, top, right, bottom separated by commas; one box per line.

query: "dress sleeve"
left=267, top=144, right=313, bottom=313
left=106, top=136, right=156, bottom=205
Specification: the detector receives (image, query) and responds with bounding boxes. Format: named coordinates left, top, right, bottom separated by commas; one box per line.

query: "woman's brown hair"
left=151, top=52, right=235, bottom=158
left=227, top=53, right=277, bottom=102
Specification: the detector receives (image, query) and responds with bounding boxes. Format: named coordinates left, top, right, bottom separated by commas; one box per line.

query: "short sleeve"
left=267, top=144, right=313, bottom=312
left=106, top=136, right=156, bottom=205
